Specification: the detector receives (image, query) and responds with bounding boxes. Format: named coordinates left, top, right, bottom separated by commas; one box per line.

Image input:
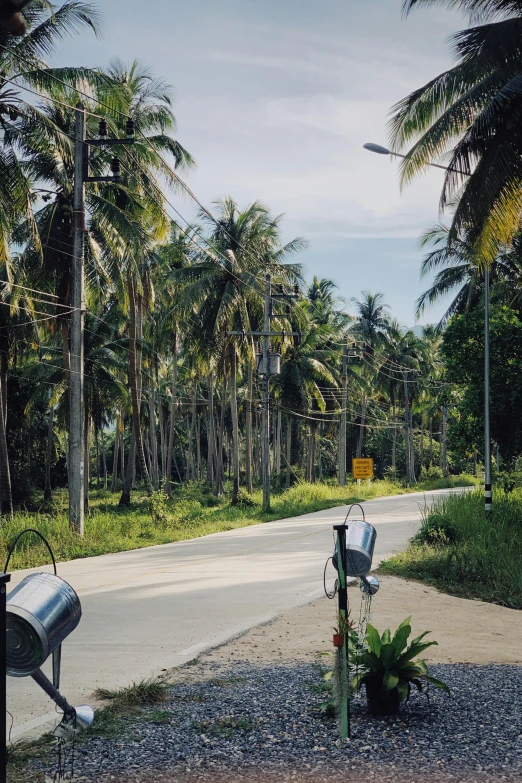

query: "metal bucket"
left=345, top=520, right=376, bottom=577
left=6, top=572, right=81, bottom=677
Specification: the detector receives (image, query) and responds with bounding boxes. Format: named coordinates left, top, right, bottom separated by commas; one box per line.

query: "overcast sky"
left=52, top=0, right=466, bottom=325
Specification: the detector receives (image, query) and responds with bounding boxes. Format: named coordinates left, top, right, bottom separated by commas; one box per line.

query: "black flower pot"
left=365, top=683, right=401, bottom=716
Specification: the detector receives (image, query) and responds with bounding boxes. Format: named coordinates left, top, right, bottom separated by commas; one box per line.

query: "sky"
left=50, top=0, right=466, bottom=326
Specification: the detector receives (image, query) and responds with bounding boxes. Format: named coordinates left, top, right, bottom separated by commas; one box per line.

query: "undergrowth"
left=2, top=476, right=477, bottom=571
left=380, top=488, right=522, bottom=608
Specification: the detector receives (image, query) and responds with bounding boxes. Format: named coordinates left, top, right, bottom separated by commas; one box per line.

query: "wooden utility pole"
left=339, top=336, right=348, bottom=486
left=69, top=103, right=86, bottom=534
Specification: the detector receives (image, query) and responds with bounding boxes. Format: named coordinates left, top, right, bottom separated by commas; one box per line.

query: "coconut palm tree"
left=171, top=198, right=303, bottom=502
left=351, top=292, right=390, bottom=458
left=391, top=0, right=522, bottom=263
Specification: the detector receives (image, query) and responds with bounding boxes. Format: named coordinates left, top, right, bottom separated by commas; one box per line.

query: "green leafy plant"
left=350, top=617, right=449, bottom=715
left=413, top=512, right=461, bottom=546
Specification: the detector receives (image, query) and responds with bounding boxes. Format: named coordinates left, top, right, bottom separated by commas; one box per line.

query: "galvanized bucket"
left=6, top=572, right=81, bottom=677
left=344, top=504, right=376, bottom=577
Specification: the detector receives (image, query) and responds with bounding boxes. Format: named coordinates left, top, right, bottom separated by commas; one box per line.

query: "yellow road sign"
left=352, top=458, right=374, bottom=479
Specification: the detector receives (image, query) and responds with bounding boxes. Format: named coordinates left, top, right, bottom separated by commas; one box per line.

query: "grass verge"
left=3, top=476, right=478, bottom=571
left=379, top=488, right=522, bottom=609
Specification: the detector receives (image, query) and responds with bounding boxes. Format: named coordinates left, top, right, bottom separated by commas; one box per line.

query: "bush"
left=234, top=489, right=257, bottom=509
left=412, top=512, right=461, bottom=546
left=420, top=465, right=444, bottom=481
left=496, top=471, right=522, bottom=493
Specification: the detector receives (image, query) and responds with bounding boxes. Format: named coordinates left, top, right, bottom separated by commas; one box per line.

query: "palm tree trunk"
left=310, top=421, right=317, bottom=483
left=356, top=397, right=367, bottom=458
left=44, top=400, right=54, bottom=503
left=149, top=383, right=160, bottom=490
left=101, top=430, right=108, bottom=489
left=0, top=377, right=13, bottom=517
left=111, top=420, right=120, bottom=493
left=84, top=413, right=90, bottom=510
left=429, top=417, right=434, bottom=465
left=215, top=378, right=226, bottom=496
left=441, top=406, right=448, bottom=477
left=391, top=406, right=397, bottom=481
left=95, top=425, right=101, bottom=488
left=245, top=363, right=253, bottom=493
left=165, top=333, right=178, bottom=496
left=419, top=414, right=425, bottom=476
left=286, top=415, right=292, bottom=488
left=275, top=407, right=282, bottom=478
left=120, top=274, right=152, bottom=505
left=206, top=372, right=215, bottom=486
left=230, top=349, right=240, bottom=502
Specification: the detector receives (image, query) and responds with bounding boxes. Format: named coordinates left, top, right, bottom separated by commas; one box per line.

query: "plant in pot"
left=333, top=612, right=353, bottom=648
left=349, top=616, right=450, bottom=716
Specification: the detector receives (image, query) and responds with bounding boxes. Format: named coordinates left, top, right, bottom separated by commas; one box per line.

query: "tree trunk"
left=206, top=372, right=215, bottom=486
left=391, top=406, right=397, bottom=481
left=149, top=382, right=160, bottom=490
left=286, top=415, right=292, bottom=488
left=95, top=425, right=101, bottom=488
left=111, top=419, right=120, bottom=493
left=245, top=362, right=253, bottom=493
left=419, top=414, right=425, bottom=477
left=44, top=401, right=54, bottom=503
left=120, top=274, right=152, bottom=505
left=310, top=421, right=317, bottom=483
left=356, top=397, right=367, bottom=459
left=441, top=406, right=448, bottom=477
left=165, top=333, right=178, bottom=496
left=215, top=378, right=226, bottom=496
left=275, top=407, right=281, bottom=478
left=101, top=429, right=108, bottom=489
left=230, top=349, right=240, bottom=502
left=84, top=413, right=90, bottom=510
left=429, top=417, right=434, bottom=465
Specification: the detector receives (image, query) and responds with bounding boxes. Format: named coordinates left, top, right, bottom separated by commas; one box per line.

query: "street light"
left=364, top=141, right=492, bottom=518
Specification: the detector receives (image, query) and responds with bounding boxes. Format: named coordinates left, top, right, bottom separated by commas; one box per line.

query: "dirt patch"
left=196, top=575, right=522, bottom=668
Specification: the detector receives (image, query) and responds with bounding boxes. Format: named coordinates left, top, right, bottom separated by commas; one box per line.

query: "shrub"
left=412, top=512, right=461, bottom=546
left=496, top=471, right=522, bottom=493
left=420, top=465, right=444, bottom=481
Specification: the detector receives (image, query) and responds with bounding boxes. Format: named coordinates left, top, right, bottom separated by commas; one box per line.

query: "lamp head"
left=363, top=142, right=391, bottom=155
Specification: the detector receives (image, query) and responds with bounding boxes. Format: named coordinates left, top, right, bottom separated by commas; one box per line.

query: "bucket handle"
left=343, top=503, right=366, bottom=524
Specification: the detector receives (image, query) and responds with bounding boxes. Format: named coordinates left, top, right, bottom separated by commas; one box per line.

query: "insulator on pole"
left=98, top=118, right=108, bottom=138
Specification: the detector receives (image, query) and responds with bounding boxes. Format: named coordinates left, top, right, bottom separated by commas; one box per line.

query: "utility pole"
left=339, top=336, right=348, bottom=487
left=229, top=280, right=300, bottom=513
left=261, top=275, right=271, bottom=511
left=69, top=108, right=135, bottom=533
left=484, top=267, right=492, bottom=519
left=69, top=103, right=86, bottom=534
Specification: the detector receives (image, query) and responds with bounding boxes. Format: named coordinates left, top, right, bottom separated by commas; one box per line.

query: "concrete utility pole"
left=484, top=267, right=492, bottom=519
left=261, top=274, right=271, bottom=512
left=229, top=280, right=300, bottom=513
left=339, top=336, right=348, bottom=486
left=69, top=103, right=86, bottom=534
left=69, top=108, right=134, bottom=533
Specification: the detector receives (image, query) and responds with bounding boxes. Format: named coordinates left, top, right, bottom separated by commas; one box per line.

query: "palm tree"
left=276, top=303, right=340, bottom=484
left=351, top=292, right=390, bottom=458
left=391, top=0, right=522, bottom=263
left=172, top=198, right=302, bottom=502
left=416, top=224, right=522, bottom=327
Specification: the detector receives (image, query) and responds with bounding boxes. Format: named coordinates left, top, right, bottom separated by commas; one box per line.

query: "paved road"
left=7, top=488, right=464, bottom=738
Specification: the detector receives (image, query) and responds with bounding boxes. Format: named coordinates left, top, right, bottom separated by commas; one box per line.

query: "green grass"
left=380, top=488, right=522, bottom=609
left=2, top=476, right=478, bottom=571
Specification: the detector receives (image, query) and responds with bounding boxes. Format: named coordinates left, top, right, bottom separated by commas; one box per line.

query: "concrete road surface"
left=7, top=488, right=464, bottom=738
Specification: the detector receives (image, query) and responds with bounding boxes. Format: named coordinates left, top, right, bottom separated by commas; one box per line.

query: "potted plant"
left=333, top=612, right=354, bottom=648
left=349, top=616, right=450, bottom=716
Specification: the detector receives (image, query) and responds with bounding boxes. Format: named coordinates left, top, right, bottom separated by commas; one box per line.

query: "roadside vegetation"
left=380, top=489, right=522, bottom=609
left=3, top=476, right=477, bottom=571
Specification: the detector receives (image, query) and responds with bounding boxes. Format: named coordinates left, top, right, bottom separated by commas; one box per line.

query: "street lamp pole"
left=364, top=142, right=492, bottom=518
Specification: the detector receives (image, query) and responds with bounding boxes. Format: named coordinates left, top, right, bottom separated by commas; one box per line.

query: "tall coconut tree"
left=171, top=198, right=303, bottom=502
left=392, top=0, right=522, bottom=264
left=351, top=292, right=390, bottom=458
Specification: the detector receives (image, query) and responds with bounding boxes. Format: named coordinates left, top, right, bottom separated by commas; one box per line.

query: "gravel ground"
left=34, top=661, right=522, bottom=783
